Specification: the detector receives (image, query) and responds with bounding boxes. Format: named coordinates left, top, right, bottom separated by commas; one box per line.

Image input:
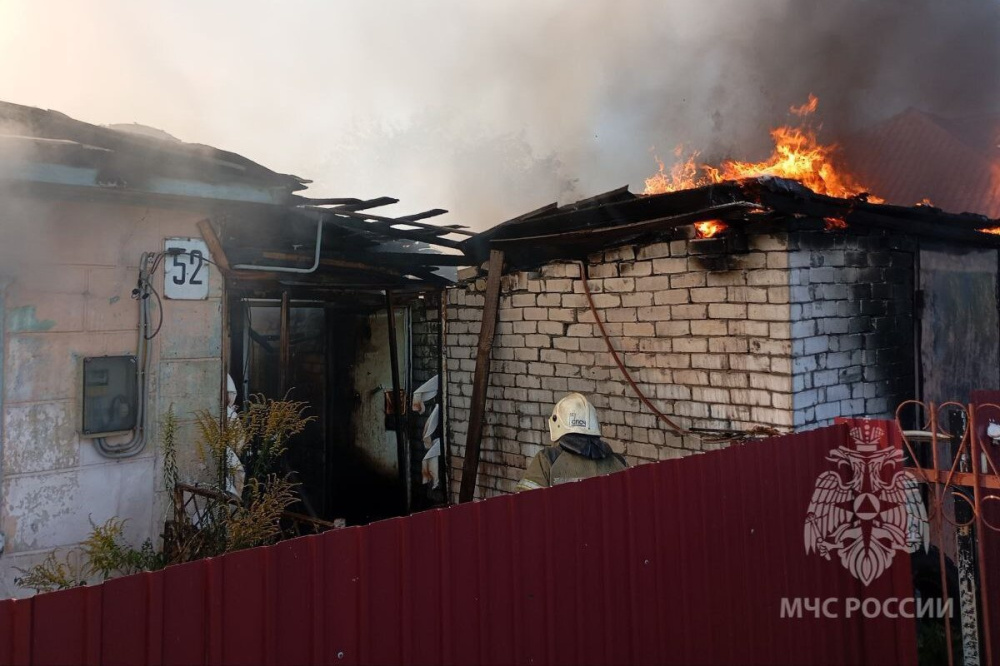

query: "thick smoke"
left=0, top=126, right=61, bottom=279
left=0, top=0, right=998, bottom=228
left=309, top=0, right=1000, bottom=227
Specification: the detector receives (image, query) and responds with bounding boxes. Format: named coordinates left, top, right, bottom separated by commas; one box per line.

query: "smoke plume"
left=0, top=0, right=997, bottom=228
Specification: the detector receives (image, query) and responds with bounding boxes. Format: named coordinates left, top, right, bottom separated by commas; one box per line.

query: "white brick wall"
left=445, top=227, right=918, bottom=501
left=445, top=233, right=796, bottom=501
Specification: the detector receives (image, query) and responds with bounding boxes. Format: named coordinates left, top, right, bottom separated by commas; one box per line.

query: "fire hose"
left=573, top=261, right=688, bottom=437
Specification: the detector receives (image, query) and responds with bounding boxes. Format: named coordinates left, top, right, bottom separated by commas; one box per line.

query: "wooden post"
left=385, top=290, right=410, bottom=514
left=279, top=291, right=290, bottom=395
left=196, top=219, right=232, bottom=275
left=437, top=289, right=450, bottom=503
left=459, top=249, right=505, bottom=503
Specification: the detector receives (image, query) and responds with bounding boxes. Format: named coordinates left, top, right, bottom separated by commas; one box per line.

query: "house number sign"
left=163, top=238, right=210, bottom=300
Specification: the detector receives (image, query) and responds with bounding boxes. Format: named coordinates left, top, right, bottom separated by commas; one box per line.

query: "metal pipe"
left=970, top=404, right=994, bottom=665
left=93, top=252, right=154, bottom=458
left=930, top=404, right=955, bottom=666
left=232, top=217, right=324, bottom=274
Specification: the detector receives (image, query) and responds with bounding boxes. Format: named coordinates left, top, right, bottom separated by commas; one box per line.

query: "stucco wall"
left=0, top=196, right=224, bottom=598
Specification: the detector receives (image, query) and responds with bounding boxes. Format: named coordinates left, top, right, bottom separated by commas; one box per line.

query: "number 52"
left=171, top=250, right=204, bottom=285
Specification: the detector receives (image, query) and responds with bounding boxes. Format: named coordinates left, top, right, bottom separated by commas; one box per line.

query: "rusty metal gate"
left=0, top=424, right=919, bottom=665
left=894, top=396, right=1000, bottom=665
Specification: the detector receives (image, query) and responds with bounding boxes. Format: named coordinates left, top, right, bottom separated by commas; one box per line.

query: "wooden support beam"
left=437, top=290, right=450, bottom=503
left=327, top=196, right=399, bottom=211
left=279, top=291, right=290, bottom=395
left=385, top=290, right=410, bottom=514
left=363, top=252, right=473, bottom=267
left=459, top=248, right=505, bottom=503
left=196, top=219, right=232, bottom=275
left=323, top=213, right=465, bottom=249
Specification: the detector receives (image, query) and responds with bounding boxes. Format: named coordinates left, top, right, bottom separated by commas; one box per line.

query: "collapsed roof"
left=0, top=100, right=307, bottom=205
left=463, top=177, right=1000, bottom=268
left=6, top=100, right=998, bottom=290
left=0, top=101, right=472, bottom=292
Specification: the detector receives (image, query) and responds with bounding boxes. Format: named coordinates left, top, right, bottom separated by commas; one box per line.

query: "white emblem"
left=804, top=422, right=929, bottom=586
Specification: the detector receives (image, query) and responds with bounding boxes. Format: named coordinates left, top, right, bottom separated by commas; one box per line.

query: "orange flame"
left=824, top=216, right=848, bottom=230
left=916, top=197, right=935, bottom=207
left=980, top=227, right=1000, bottom=235
left=790, top=94, right=819, bottom=117
left=694, top=220, right=728, bottom=238
left=644, top=95, right=884, bottom=206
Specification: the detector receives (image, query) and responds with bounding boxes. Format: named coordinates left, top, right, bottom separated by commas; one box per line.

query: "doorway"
left=232, top=296, right=414, bottom=525
left=918, top=245, right=1000, bottom=404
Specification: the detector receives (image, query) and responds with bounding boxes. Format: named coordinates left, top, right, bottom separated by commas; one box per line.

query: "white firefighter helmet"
left=548, top=392, right=601, bottom=442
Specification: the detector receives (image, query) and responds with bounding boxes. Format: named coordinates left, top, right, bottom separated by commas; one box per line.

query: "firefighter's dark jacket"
left=516, top=433, right=627, bottom=491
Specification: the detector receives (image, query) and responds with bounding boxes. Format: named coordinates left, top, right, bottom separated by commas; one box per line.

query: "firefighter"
left=516, top=392, right=627, bottom=491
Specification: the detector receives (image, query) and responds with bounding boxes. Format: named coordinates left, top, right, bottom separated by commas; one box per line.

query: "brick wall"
left=445, top=233, right=798, bottom=501
left=789, top=230, right=916, bottom=427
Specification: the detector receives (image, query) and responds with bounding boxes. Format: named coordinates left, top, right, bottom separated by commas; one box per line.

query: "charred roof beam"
left=321, top=213, right=465, bottom=249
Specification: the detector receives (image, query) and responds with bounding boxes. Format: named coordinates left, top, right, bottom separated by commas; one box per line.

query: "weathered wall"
left=788, top=230, right=916, bottom=427
left=0, top=196, right=224, bottom=598
left=444, top=234, right=797, bottom=501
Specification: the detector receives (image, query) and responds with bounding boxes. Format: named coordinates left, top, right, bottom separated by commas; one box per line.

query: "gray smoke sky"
left=1, top=0, right=997, bottom=229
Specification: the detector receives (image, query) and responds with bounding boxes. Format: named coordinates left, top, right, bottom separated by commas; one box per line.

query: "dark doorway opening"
left=228, top=291, right=443, bottom=526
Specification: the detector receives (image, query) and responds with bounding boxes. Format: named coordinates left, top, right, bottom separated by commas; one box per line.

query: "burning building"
left=1, top=94, right=998, bottom=605
left=444, top=108, right=1000, bottom=499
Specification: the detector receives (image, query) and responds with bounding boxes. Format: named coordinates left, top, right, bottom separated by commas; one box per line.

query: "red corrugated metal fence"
left=0, top=424, right=917, bottom=665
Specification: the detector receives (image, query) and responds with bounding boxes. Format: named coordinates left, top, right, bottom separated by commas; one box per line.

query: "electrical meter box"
left=80, top=356, right=138, bottom=436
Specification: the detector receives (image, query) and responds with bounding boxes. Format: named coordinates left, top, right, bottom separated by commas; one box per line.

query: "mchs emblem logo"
left=804, top=422, right=929, bottom=586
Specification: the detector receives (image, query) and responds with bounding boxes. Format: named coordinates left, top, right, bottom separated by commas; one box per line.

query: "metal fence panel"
left=0, top=424, right=918, bottom=665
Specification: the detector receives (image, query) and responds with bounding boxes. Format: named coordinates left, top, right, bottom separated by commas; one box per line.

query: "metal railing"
left=896, top=400, right=1000, bottom=666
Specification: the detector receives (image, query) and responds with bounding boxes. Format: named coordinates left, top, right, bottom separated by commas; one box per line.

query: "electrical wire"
left=92, top=247, right=221, bottom=457
left=144, top=284, right=164, bottom=340
left=92, top=252, right=156, bottom=458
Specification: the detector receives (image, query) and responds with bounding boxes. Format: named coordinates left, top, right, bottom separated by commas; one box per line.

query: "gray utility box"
left=80, top=355, right=138, bottom=437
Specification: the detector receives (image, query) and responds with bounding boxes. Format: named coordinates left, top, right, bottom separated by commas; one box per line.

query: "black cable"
left=144, top=284, right=164, bottom=340
left=169, top=248, right=222, bottom=269
left=139, top=249, right=217, bottom=342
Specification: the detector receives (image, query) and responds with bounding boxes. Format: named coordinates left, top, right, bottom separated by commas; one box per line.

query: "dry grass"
left=225, top=475, right=299, bottom=550
left=13, top=551, right=87, bottom=593
left=15, top=518, right=164, bottom=593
